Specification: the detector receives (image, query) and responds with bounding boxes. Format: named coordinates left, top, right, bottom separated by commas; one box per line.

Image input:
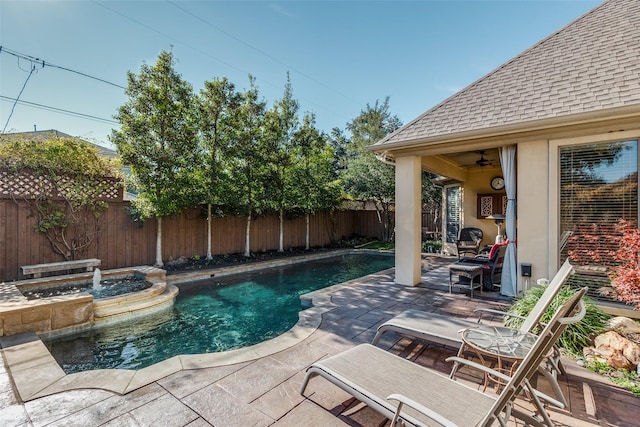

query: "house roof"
left=2, top=129, right=118, bottom=159
left=373, top=0, right=640, bottom=149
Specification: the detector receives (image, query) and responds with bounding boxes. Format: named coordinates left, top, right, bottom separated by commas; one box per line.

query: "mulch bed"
left=163, top=247, right=339, bottom=273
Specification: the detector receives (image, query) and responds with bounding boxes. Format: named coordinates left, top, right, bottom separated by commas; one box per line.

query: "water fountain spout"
left=93, top=268, right=102, bottom=291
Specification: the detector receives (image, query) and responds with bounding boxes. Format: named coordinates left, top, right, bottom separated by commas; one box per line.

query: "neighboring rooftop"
left=375, top=0, right=640, bottom=147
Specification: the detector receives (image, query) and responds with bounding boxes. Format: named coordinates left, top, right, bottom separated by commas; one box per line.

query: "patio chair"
left=453, top=240, right=508, bottom=290
left=300, top=288, right=587, bottom=427
left=372, top=258, right=574, bottom=406
left=456, top=227, right=483, bottom=258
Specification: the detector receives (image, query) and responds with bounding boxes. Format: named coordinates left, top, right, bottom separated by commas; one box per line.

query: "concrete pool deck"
left=1, top=255, right=638, bottom=426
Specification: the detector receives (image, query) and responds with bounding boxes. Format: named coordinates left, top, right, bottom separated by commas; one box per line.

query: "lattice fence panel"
left=0, top=170, right=122, bottom=201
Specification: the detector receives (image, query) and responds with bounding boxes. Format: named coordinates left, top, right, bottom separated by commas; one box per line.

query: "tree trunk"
left=305, top=211, right=310, bottom=250
left=278, top=208, right=284, bottom=253
left=374, top=203, right=388, bottom=242
left=244, top=214, right=251, bottom=257
left=206, top=203, right=213, bottom=260
left=155, top=216, right=164, bottom=267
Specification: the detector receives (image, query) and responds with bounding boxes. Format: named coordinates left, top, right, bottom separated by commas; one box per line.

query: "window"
left=559, top=140, right=638, bottom=300
left=445, top=186, right=461, bottom=243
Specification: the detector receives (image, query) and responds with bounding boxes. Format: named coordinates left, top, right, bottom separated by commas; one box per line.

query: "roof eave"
left=367, top=104, right=640, bottom=154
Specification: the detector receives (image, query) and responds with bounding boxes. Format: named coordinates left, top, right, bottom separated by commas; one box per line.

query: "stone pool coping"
left=0, top=249, right=393, bottom=402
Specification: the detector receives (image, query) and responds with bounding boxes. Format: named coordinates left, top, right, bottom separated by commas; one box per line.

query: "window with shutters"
left=445, top=186, right=461, bottom=244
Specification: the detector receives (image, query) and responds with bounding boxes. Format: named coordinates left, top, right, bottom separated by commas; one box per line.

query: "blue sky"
left=1, top=0, right=601, bottom=149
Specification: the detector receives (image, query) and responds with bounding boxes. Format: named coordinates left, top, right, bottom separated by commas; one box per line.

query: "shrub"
left=504, top=285, right=610, bottom=356
left=422, top=240, right=442, bottom=253
left=609, top=220, right=640, bottom=310
left=568, top=219, right=640, bottom=310
left=587, top=359, right=640, bottom=397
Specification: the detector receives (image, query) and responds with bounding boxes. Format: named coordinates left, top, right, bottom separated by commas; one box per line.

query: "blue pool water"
left=43, top=253, right=394, bottom=373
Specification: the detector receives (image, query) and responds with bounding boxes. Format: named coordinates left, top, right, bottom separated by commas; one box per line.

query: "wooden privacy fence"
left=0, top=198, right=387, bottom=282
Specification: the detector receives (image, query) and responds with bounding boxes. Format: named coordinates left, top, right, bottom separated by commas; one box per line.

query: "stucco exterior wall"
left=517, top=127, right=640, bottom=294
left=442, top=166, right=506, bottom=256
left=517, top=139, right=552, bottom=291
left=465, top=167, right=505, bottom=243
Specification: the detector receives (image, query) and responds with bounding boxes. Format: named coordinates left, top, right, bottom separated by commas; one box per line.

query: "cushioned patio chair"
left=300, top=288, right=587, bottom=427
left=372, top=258, right=574, bottom=407
left=456, top=227, right=483, bottom=258
left=454, top=240, right=509, bottom=290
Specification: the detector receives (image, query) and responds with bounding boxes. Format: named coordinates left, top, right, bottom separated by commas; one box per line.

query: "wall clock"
left=491, top=176, right=505, bottom=190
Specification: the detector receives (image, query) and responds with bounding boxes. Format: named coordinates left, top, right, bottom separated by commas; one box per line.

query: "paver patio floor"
left=1, top=256, right=638, bottom=426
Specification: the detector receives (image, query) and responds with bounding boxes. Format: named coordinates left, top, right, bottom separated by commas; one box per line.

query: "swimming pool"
left=43, top=252, right=394, bottom=373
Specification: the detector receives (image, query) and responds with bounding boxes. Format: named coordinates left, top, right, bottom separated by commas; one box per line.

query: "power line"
left=0, top=46, right=127, bottom=90
left=2, top=63, right=39, bottom=133
left=91, top=1, right=247, bottom=76
left=92, top=0, right=353, bottom=122
left=0, top=95, right=119, bottom=125
left=165, top=0, right=362, bottom=107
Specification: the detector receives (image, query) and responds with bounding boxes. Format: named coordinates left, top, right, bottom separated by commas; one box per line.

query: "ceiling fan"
left=475, top=150, right=491, bottom=167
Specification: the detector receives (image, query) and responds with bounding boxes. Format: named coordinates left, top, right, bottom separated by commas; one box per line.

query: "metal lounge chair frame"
left=300, top=288, right=587, bottom=427
left=371, top=258, right=575, bottom=407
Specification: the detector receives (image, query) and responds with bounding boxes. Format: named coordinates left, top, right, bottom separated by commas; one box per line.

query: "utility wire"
left=0, top=95, right=119, bottom=125
left=92, top=0, right=351, bottom=121
left=166, top=0, right=362, bottom=107
left=0, top=46, right=127, bottom=90
left=92, top=1, right=246, bottom=76
left=2, top=62, right=39, bottom=133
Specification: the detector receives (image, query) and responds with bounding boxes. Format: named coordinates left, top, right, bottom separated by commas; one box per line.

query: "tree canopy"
left=111, top=50, right=201, bottom=265
left=0, top=135, right=122, bottom=260
left=111, top=50, right=201, bottom=220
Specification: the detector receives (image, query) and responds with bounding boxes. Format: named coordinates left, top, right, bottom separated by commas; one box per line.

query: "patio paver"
left=1, top=255, right=638, bottom=426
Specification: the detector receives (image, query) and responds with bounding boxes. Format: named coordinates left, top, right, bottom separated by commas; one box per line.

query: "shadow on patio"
left=1, top=255, right=637, bottom=426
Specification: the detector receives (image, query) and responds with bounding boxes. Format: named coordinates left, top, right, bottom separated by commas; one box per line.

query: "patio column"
left=395, top=156, right=422, bottom=286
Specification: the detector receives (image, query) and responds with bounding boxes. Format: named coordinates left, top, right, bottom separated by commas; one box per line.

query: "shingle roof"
left=375, top=0, right=640, bottom=147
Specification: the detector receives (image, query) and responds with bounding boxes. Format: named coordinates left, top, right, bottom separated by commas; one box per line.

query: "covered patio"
left=2, top=257, right=636, bottom=426
left=371, top=0, right=640, bottom=311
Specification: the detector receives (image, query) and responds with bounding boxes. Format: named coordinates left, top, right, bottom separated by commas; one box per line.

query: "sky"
left=1, top=0, right=602, bottom=150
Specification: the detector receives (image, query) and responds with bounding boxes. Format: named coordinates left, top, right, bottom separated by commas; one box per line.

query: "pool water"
left=44, top=253, right=393, bottom=373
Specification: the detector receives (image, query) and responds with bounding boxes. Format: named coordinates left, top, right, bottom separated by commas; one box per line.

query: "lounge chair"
left=371, top=258, right=574, bottom=406
left=300, top=288, right=587, bottom=427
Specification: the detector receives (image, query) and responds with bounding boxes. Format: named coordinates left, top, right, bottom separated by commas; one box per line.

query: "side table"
left=448, top=263, right=483, bottom=298
left=454, top=325, right=538, bottom=391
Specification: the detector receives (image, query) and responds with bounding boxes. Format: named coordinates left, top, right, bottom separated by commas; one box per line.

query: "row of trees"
left=111, top=51, right=342, bottom=266
left=111, top=50, right=439, bottom=267
left=1, top=50, right=439, bottom=266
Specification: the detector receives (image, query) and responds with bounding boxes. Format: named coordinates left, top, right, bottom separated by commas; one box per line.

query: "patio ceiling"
left=404, top=147, right=502, bottom=182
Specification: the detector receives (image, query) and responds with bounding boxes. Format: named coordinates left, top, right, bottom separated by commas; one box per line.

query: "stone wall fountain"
left=0, top=265, right=178, bottom=337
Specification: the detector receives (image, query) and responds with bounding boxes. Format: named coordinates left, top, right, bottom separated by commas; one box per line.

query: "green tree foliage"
left=110, top=50, right=200, bottom=266
left=263, top=73, right=300, bottom=252
left=198, top=76, right=241, bottom=259
left=225, top=76, right=268, bottom=256
left=340, top=98, right=401, bottom=242
left=291, top=113, right=342, bottom=249
left=338, top=98, right=441, bottom=242
left=0, top=135, right=122, bottom=260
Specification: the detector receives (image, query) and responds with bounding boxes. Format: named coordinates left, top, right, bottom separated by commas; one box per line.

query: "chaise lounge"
left=372, top=258, right=575, bottom=406
left=300, top=288, right=587, bottom=427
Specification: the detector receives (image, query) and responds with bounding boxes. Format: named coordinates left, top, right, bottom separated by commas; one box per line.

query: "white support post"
left=395, top=156, right=422, bottom=286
